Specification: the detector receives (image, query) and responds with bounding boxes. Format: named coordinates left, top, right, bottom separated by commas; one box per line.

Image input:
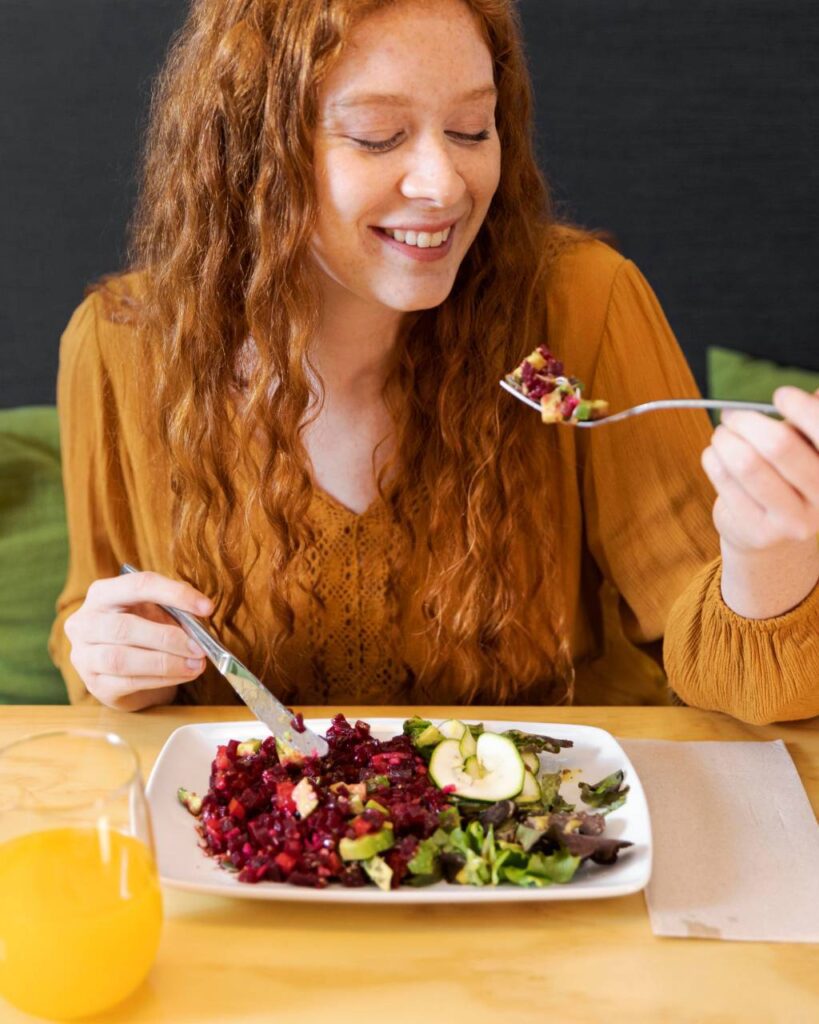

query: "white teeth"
left=382, top=226, right=452, bottom=248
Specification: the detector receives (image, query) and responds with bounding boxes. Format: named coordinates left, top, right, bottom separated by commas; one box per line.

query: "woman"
left=50, top=0, right=818, bottom=721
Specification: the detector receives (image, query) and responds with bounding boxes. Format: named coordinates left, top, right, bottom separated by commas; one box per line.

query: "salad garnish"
left=505, top=345, right=609, bottom=423
left=177, top=715, right=632, bottom=891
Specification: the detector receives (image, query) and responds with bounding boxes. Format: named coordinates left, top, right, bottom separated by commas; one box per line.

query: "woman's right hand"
left=63, top=571, right=214, bottom=711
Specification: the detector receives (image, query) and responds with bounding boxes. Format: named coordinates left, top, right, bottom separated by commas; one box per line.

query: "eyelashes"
left=351, top=129, right=492, bottom=153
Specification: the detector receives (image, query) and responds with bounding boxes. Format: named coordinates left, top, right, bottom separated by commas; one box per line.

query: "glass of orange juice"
left=0, top=730, right=163, bottom=1020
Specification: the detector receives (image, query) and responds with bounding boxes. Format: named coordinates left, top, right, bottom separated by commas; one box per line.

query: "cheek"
left=315, top=152, right=391, bottom=230
left=462, top=145, right=501, bottom=220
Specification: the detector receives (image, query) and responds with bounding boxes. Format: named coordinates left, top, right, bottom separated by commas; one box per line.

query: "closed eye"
left=351, top=129, right=492, bottom=153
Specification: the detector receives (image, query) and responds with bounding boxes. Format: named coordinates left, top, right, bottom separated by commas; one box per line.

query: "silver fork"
left=499, top=379, right=778, bottom=427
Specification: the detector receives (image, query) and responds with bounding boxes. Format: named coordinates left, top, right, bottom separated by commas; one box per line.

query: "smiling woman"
left=49, top=0, right=818, bottom=723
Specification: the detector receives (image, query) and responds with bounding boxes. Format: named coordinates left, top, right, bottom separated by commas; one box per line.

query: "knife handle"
left=119, top=563, right=226, bottom=670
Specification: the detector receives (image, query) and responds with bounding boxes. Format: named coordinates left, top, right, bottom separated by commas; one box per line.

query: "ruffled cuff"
left=664, top=558, right=819, bottom=724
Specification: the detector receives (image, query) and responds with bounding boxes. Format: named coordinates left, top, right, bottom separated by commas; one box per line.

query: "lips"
left=372, top=224, right=456, bottom=262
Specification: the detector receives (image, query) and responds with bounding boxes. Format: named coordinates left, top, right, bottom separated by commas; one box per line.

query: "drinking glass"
left=0, top=730, right=163, bottom=1020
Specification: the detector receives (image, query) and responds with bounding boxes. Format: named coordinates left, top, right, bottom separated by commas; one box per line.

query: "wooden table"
left=1, top=705, right=818, bottom=1023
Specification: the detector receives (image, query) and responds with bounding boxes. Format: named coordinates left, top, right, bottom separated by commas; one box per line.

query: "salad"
left=177, top=715, right=632, bottom=892
left=505, top=345, right=609, bottom=423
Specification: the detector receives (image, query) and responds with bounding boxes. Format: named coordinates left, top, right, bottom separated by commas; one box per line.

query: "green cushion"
left=0, top=406, right=69, bottom=704
left=707, top=346, right=819, bottom=403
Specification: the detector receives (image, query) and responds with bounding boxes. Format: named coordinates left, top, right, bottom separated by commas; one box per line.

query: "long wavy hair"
left=101, top=0, right=582, bottom=704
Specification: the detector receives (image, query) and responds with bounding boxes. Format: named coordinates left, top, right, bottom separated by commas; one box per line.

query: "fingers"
left=85, top=571, right=214, bottom=617
left=64, top=570, right=214, bottom=711
left=79, top=611, right=206, bottom=659
left=701, top=445, right=769, bottom=547
left=719, top=405, right=819, bottom=508
left=709, top=423, right=813, bottom=538
left=774, top=386, right=819, bottom=449
left=79, top=644, right=206, bottom=681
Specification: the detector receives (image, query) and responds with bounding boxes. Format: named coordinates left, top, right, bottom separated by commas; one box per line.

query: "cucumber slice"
left=463, top=755, right=482, bottom=780
left=515, top=770, right=541, bottom=804
left=522, top=751, right=540, bottom=774
left=429, top=733, right=525, bottom=802
left=438, top=719, right=467, bottom=740
left=459, top=729, right=478, bottom=759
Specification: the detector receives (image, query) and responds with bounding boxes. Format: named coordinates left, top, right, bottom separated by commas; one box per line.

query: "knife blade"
left=119, top=564, right=328, bottom=759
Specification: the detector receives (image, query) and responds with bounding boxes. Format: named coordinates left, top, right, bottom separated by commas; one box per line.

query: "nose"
left=399, top=134, right=467, bottom=208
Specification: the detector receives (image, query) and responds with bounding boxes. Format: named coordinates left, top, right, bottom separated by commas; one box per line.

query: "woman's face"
left=312, top=0, right=501, bottom=316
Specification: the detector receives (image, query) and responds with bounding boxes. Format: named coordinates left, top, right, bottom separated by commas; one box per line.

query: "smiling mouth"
left=375, top=225, right=454, bottom=250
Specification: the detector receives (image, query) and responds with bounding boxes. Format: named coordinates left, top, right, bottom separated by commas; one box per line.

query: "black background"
left=1, top=0, right=817, bottom=408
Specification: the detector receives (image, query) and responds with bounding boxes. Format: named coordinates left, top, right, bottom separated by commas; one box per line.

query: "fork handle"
left=119, top=563, right=226, bottom=666
left=653, top=399, right=778, bottom=415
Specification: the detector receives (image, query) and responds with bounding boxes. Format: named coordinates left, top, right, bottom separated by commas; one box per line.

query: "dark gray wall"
left=2, top=0, right=817, bottom=407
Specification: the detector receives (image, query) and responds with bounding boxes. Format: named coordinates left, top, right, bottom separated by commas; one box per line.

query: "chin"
left=381, top=286, right=455, bottom=313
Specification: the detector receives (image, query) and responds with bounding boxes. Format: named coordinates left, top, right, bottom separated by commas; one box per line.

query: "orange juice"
left=0, top=826, right=163, bottom=1020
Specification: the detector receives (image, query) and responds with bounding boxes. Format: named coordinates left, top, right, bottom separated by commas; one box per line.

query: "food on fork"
left=506, top=345, right=610, bottom=423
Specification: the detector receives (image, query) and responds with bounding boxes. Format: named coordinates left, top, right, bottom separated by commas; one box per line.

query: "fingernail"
left=187, top=639, right=203, bottom=655
left=186, top=657, right=204, bottom=669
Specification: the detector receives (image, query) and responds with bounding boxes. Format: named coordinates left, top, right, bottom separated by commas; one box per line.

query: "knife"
left=119, top=564, right=328, bottom=759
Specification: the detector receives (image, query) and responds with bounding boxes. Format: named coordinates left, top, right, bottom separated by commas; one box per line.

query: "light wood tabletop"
left=1, top=704, right=817, bottom=1024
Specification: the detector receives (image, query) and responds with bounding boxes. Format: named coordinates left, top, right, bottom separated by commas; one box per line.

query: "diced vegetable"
left=515, top=770, right=542, bottom=804
left=177, top=787, right=203, bottom=816
left=339, top=826, right=395, bottom=861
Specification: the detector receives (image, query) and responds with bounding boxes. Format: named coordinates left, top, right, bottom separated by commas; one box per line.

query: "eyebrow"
left=330, top=85, right=498, bottom=111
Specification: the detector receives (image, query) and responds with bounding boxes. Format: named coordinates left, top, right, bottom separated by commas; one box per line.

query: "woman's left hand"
left=701, top=386, right=819, bottom=553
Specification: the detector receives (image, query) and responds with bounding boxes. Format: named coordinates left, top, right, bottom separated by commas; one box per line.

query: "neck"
left=310, top=279, right=404, bottom=401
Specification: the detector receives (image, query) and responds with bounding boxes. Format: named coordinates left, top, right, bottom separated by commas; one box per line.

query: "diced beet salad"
left=519, top=346, right=566, bottom=400
left=197, top=715, right=452, bottom=888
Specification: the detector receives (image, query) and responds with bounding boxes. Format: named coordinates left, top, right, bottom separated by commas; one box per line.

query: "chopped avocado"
left=339, top=825, right=395, bottom=861
left=177, top=787, right=203, bottom=816
left=275, top=737, right=305, bottom=766
left=292, top=777, right=319, bottom=819
left=415, top=724, right=444, bottom=747
left=362, top=855, right=394, bottom=892
left=328, top=781, right=365, bottom=813
left=366, top=774, right=390, bottom=792
left=365, top=799, right=389, bottom=815
left=236, top=739, right=263, bottom=757
left=407, top=837, right=443, bottom=881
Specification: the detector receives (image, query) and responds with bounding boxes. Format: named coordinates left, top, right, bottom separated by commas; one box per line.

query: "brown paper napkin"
left=620, top=739, right=819, bottom=942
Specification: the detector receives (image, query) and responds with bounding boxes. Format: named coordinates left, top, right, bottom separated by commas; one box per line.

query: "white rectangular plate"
left=146, top=717, right=652, bottom=903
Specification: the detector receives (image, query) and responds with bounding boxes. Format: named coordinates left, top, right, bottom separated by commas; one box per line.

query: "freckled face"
left=311, top=0, right=501, bottom=315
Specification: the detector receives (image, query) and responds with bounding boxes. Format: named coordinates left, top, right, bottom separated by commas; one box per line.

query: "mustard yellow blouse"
left=49, top=239, right=819, bottom=722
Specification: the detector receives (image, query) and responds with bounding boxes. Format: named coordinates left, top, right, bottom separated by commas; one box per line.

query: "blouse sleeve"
left=581, top=258, right=819, bottom=723
left=47, top=293, right=137, bottom=705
